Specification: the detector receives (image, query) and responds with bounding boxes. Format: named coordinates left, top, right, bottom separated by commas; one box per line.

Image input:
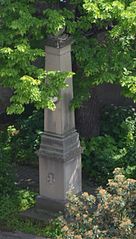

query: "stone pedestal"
left=37, top=37, right=82, bottom=212
left=38, top=130, right=81, bottom=212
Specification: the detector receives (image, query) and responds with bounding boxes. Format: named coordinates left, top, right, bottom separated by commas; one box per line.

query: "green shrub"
left=0, top=189, right=37, bottom=228
left=0, top=158, right=15, bottom=197
left=100, top=105, right=136, bottom=147
left=9, top=109, right=43, bottom=165
left=18, top=189, right=37, bottom=211
left=0, top=189, right=62, bottom=237
left=101, top=105, right=136, bottom=179
left=0, top=196, right=18, bottom=225
left=82, top=135, right=126, bottom=184
left=0, top=132, right=15, bottom=197
left=82, top=105, right=136, bottom=183
left=0, top=110, right=44, bottom=165
left=58, top=168, right=136, bottom=239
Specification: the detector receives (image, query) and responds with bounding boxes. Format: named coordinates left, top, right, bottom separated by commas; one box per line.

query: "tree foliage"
left=0, top=0, right=72, bottom=114
left=0, top=0, right=136, bottom=113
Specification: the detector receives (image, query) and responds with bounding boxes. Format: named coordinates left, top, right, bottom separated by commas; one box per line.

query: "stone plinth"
left=38, top=130, right=81, bottom=212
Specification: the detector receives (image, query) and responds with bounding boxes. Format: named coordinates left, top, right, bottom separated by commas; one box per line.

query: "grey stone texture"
left=44, top=43, right=75, bottom=134
left=38, top=38, right=82, bottom=212
left=46, top=34, right=72, bottom=49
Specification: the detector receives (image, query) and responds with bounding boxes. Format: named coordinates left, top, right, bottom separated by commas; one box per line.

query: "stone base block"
left=38, top=130, right=82, bottom=204
left=21, top=196, right=67, bottom=224
left=36, top=195, right=67, bottom=213
left=21, top=206, right=58, bottom=224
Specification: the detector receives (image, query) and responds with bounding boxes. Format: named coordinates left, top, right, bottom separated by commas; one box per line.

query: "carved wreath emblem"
left=47, top=172, right=55, bottom=184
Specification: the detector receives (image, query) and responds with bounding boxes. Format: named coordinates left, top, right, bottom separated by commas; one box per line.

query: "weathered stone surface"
left=39, top=153, right=81, bottom=202
left=46, top=34, right=72, bottom=48
left=37, top=38, right=82, bottom=213
left=21, top=206, right=56, bottom=223
left=39, top=130, right=81, bottom=162
left=36, top=196, right=67, bottom=212
left=44, top=43, right=75, bottom=135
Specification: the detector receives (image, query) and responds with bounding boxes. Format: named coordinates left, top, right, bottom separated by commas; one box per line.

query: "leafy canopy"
left=0, top=0, right=136, bottom=113
left=0, top=0, right=72, bottom=114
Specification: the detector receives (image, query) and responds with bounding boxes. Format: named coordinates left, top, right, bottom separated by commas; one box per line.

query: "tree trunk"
left=75, top=89, right=101, bottom=139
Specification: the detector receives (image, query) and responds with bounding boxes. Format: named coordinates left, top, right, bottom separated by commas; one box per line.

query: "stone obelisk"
left=37, top=36, right=82, bottom=212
